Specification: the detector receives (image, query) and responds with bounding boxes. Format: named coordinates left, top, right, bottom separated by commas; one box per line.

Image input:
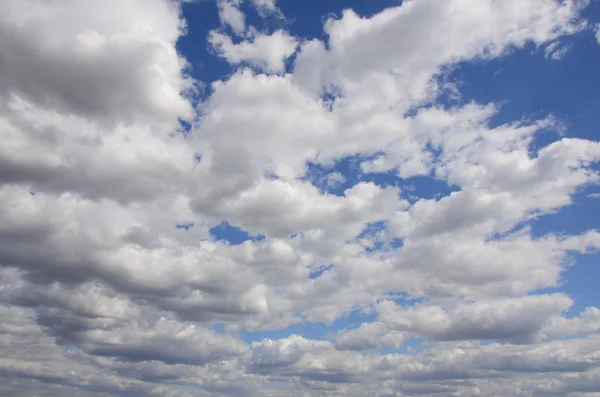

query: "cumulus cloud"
left=1, top=0, right=599, bottom=396
left=209, top=30, right=297, bottom=73
left=217, top=0, right=246, bottom=35
left=250, top=0, right=277, bottom=12
left=336, top=294, right=573, bottom=350
left=216, top=0, right=283, bottom=37
left=0, top=0, right=194, bottom=126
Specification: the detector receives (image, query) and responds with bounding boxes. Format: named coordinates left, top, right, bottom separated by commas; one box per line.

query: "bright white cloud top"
left=1, top=0, right=600, bottom=396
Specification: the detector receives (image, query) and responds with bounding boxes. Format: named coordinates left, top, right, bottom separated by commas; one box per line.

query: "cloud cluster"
left=1, top=0, right=600, bottom=396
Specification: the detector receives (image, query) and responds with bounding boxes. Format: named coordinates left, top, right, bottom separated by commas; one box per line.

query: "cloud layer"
left=1, top=0, right=599, bottom=396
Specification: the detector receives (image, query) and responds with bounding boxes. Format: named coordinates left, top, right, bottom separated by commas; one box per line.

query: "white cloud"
left=373, top=294, right=572, bottom=345
left=334, top=322, right=407, bottom=351
left=1, top=0, right=599, bottom=395
left=321, top=171, right=347, bottom=190
left=295, top=0, right=586, bottom=104
left=217, top=0, right=246, bottom=35
left=250, top=0, right=277, bottom=12
left=543, top=307, right=600, bottom=339
left=209, top=30, right=297, bottom=73
left=0, top=0, right=193, bottom=126
left=545, top=40, right=572, bottom=60
left=249, top=0, right=281, bottom=18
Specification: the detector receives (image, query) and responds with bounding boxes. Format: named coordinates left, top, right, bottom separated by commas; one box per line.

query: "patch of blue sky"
left=172, top=384, right=207, bottom=393
left=305, top=155, right=459, bottom=202
left=444, top=28, right=600, bottom=137
left=357, top=220, right=386, bottom=238
left=178, top=119, right=193, bottom=136
left=396, top=174, right=460, bottom=204
left=349, top=221, right=402, bottom=254
left=529, top=190, right=600, bottom=239
left=175, top=222, right=195, bottom=231
left=548, top=253, right=600, bottom=316
left=308, top=264, right=334, bottom=280
left=303, top=154, right=380, bottom=196
left=209, top=221, right=265, bottom=245
left=240, top=320, right=330, bottom=343
left=279, top=0, right=403, bottom=44
left=178, top=1, right=228, bottom=86
left=554, top=335, right=589, bottom=342
left=320, top=88, right=343, bottom=112
left=377, top=338, right=425, bottom=356
left=353, top=221, right=388, bottom=253
left=382, top=292, right=428, bottom=307
left=389, top=237, right=404, bottom=249
left=242, top=297, right=427, bottom=345
left=241, top=308, right=377, bottom=343
left=192, top=153, right=203, bottom=169
left=522, top=173, right=599, bottom=315
left=528, top=253, right=599, bottom=317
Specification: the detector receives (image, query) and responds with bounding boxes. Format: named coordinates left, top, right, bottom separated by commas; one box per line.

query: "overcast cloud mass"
left=1, top=0, right=600, bottom=396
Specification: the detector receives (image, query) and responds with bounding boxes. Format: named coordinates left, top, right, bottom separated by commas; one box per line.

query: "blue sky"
left=1, top=0, right=600, bottom=396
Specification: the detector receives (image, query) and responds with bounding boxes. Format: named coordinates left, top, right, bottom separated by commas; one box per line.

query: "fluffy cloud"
left=1, top=0, right=599, bottom=396
left=335, top=294, right=573, bottom=350
left=0, top=0, right=193, bottom=126
left=250, top=0, right=277, bottom=12
left=217, top=0, right=246, bottom=35
left=209, top=30, right=297, bottom=73
left=215, top=0, right=282, bottom=37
